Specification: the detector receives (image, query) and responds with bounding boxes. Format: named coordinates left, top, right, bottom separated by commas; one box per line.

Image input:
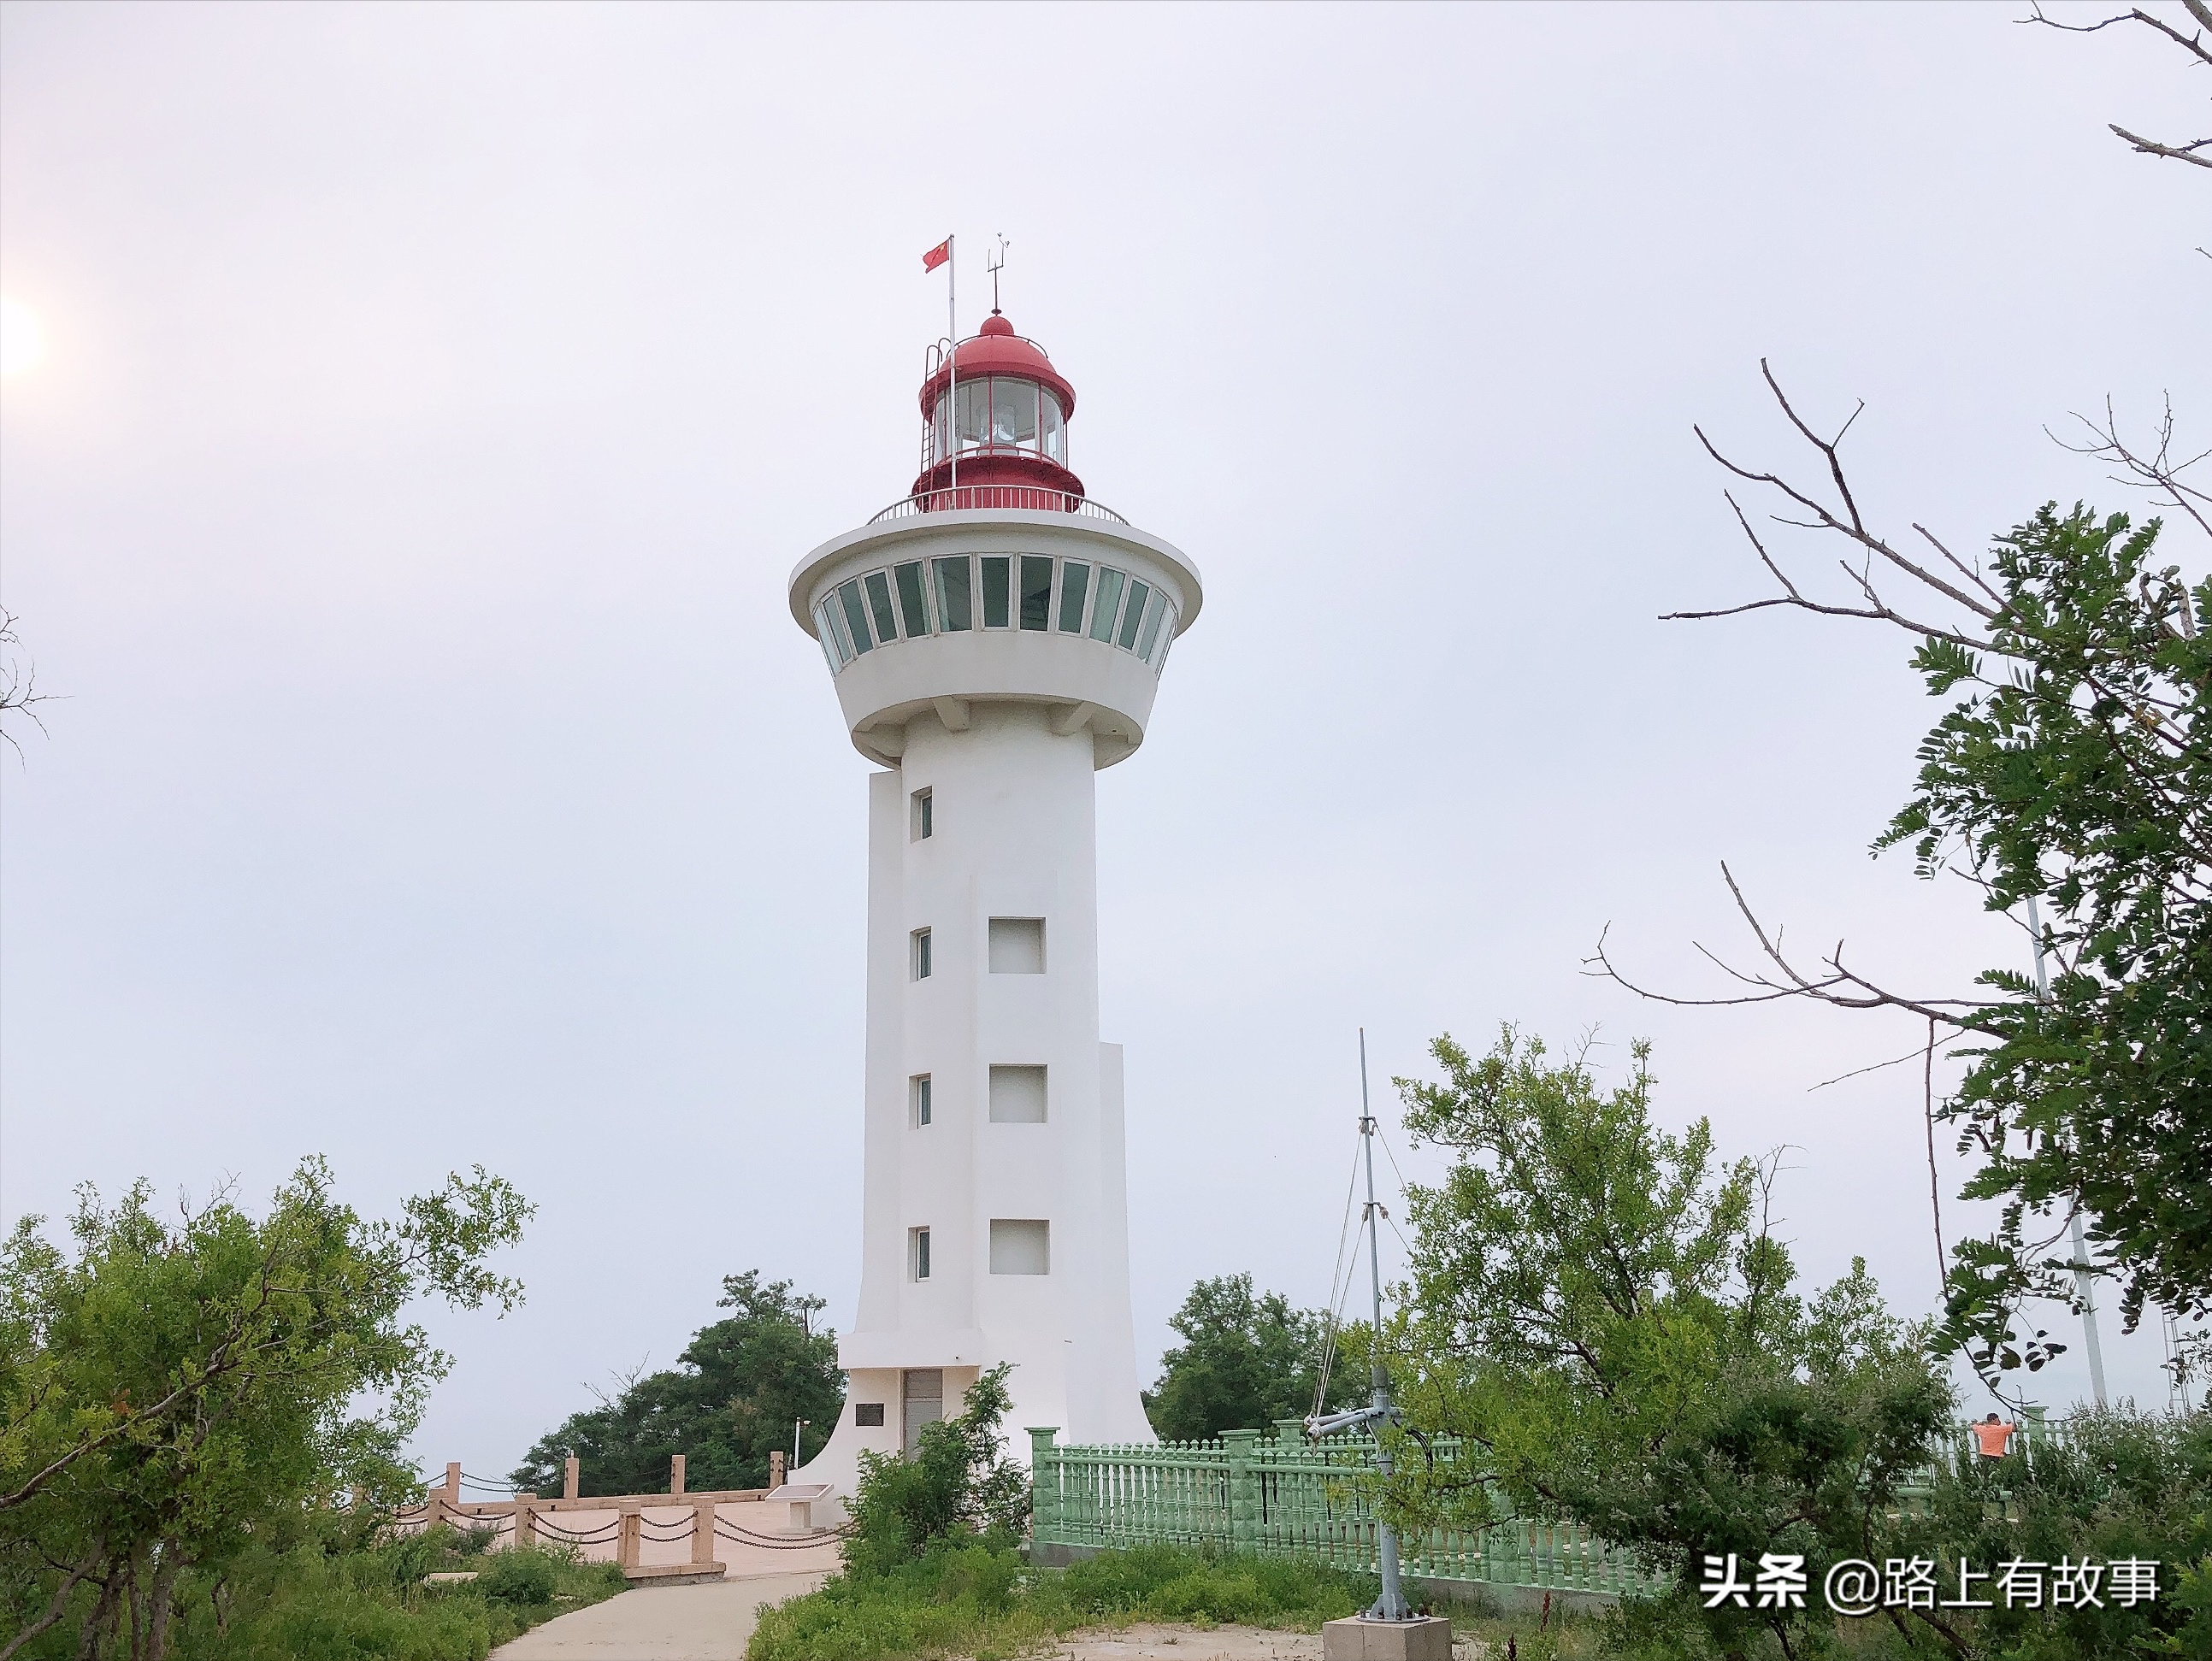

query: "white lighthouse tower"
left=786, top=301, right=1200, bottom=1505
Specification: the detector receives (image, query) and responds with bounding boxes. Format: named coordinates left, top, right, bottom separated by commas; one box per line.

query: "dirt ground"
left=1008, top=1624, right=1487, bottom=1660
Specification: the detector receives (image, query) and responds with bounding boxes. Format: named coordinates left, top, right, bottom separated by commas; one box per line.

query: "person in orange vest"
left=1972, top=1411, right=2018, bottom=1458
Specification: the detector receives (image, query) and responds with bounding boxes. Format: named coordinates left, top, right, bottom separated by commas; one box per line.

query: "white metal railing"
left=867, top=486, right=1130, bottom=527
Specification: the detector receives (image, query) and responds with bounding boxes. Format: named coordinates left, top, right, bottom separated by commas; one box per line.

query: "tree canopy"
left=1607, top=376, right=2212, bottom=1397
left=1143, top=1273, right=1353, bottom=1444
left=1384, top=1028, right=1953, bottom=1660
left=0, top=1157, right=532, bottom=1660
left=508, top=1270, right=844, bottom=1496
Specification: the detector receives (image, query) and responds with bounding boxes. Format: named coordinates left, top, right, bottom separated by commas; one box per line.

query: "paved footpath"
left=490, top=1570, right=826, bottom=1661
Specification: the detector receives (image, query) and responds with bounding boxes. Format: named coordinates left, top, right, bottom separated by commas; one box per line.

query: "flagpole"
left=948, top=235, right=958, bottom=504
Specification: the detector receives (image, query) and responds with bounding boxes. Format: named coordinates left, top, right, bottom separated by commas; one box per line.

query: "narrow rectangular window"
left=816, top=601, right=850, bottom=669
left=1089, top=568, right=1127, bottom=642
left=988, top=1063, right=1047, bottom=1123
left=864, top=571, right=900, bottom=645
left=911, top=1074, right=932, bottom=1128
left=1139, top=596, right=1172, bottom=663
left=911, top=786, right=933, bottom=840
left=1058, top=562, right=1091, bottom=632
left=988, top=917, right=1045, bottom=974
left=934, top=557, right=972, bottom=631
left=1019, top=555, right=1053, bottom=630
left=988, top=1219, right=1049, bottom=1275
left=854, top=1402, right=886, bottom=1427
left=911, top=928, right=932, bottom=980
left=894, top=562, right=931, bottom=637
left=1118, top=580, right=1152, bottom=650
left=911, top=1227, right=932, bottom=1281
left=839, top=580, right=876, bottom=653
left=981, top=556, right=1012, bottom=627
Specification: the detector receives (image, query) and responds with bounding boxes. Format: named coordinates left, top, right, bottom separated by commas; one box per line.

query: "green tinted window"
left=1058, top=562, right=1090, bottom=632
left=1019, top=556, right=1053, bottom=630
left=838, top=580, right=874, bottom=653
left=935, top=557, right=972, bottom=630
left=1118, top=580, right=1151, bottom=650
left=894, top=562, right=930, bottom=637
left=1089, top=568, right=1126, bottom=641
left=1136, top=591, right=1168, bottom=661
left=982, top=556, right=1012, bottom=627
left=864, top=572, right=899, bottom=645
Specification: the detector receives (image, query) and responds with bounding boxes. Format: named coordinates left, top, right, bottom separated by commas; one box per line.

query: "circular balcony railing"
left=868, top=486, right=1130, bottom=527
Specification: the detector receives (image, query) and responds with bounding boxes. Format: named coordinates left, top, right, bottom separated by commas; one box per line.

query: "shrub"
left=477, top=1548, right=559, bottom=1606
left=844, top=1364, right=1029, bottom=1575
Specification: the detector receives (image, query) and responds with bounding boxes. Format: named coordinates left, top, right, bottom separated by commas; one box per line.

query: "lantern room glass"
left=930, top=374, right=1067, bottom=469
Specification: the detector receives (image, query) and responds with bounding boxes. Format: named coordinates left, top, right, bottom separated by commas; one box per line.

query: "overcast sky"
left=4, top=2, right=2206, bottom=1482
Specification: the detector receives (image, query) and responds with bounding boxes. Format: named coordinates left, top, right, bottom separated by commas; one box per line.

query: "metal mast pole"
left=2027, top=897, right=2109, bottom=1409
left=1359, top=1028, right=1411, bottom=1622
left=947, top=237, right=958, bottom=503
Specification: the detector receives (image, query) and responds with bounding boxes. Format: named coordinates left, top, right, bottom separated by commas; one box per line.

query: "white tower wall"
left=787, top=506, right=1199, bottom=1512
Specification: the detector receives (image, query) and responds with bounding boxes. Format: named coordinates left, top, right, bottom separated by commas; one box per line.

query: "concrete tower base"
left=1321, top=1617, right=1454, bottom=1661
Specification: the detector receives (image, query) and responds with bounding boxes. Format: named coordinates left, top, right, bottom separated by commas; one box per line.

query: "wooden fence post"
left=670, top=1454, right=686, bottom=1496
left=768, top=1450, right=786, bottom=1491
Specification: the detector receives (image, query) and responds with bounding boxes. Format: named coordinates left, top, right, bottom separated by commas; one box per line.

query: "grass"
left=746, top=1541, right=1385, bottom=1661
left=158, top=1526, right=630, bottom=1661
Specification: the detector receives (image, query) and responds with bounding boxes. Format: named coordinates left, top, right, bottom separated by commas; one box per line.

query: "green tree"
left=509, top=1270, right=844, bottom=1497
left=0, top=1157, right=531, bottom=1660
left=1143, top=1274, right=1352, bottom=1443
left=1386, top=1028, right=1953, bottom=1660
left=1607, top=376, right=2212, bottom=1394
left=843, top=1363, right=1029, bottom=1576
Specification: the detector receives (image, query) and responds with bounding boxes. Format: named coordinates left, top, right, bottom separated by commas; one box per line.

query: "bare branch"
left=1663, top=479, right=1997, bottom=650
left=2021, top=3, right=2212, bottom=164
left=2109, top=123, right=2212, bottom=165
left=1806, top=1043, right=1939, bottom=1092
left=0, top=609, right=54, bottom=759
left=2050, top=396, right=2212, bottom=543
left=1589, top=867, right=2005, bottom=1036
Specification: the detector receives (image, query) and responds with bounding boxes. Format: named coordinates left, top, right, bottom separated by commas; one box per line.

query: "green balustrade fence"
left=1029, top=1412, right=2085, bottom=1599
left=1026, top=1425, right=1664, bottom=1601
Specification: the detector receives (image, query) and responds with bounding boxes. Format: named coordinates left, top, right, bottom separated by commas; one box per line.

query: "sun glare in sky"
left=0, top=297, right=47, bottom=378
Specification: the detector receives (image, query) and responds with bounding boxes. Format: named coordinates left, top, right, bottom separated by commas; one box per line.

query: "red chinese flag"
left=921, top=238, right=951, bottom=273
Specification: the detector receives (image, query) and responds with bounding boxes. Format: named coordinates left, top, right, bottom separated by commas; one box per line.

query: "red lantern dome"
left=911, top=312, right=1085, bottom=509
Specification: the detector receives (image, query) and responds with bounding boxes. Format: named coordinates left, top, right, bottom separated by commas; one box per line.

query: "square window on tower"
left=988, top=917, right=1044, bottom=974
left=912, top=787, right=934, bottom=840
left=911, top=928, right=932, bottom=980
left=988, top=1219, right=1049, bottom=1275
left=988, top=1063, right=1047, bottom=1123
